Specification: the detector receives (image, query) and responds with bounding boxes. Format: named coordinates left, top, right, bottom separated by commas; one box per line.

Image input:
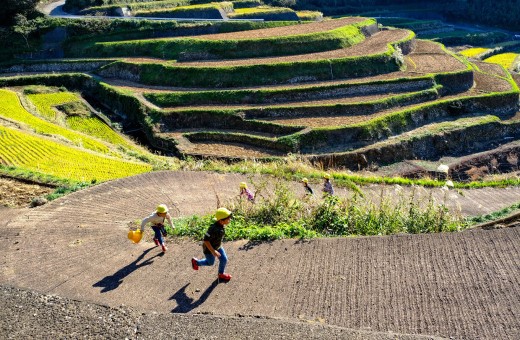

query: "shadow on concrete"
left=170, top=280, right=219, bottom=313
left=93, top=247, right=162, bottom=293
left=238, top=239, right=274, bottom=251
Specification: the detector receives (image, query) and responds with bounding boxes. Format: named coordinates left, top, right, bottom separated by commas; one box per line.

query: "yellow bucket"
left=128, top=230, right=142, bottom=244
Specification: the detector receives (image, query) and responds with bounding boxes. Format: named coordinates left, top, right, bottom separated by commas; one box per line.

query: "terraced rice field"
left=187, top=17, right=365, bottom=40
left=177, top=29, right=412, bottom=66
left=484, top=52, right=519, bottom=69
left=0, top=14, right=519, bottom=175
left=0, top=125, right=152, bottom=182
left=2, top=12, right=520, bottom=339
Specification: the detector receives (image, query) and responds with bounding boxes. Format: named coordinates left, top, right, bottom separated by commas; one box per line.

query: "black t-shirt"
left=203, top=221, right=225, bottom=254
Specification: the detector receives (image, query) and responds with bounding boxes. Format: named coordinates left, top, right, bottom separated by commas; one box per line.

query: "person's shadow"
left=93, top=247, right=162, bottom=293
left=170, top=280, right=219, bottom=313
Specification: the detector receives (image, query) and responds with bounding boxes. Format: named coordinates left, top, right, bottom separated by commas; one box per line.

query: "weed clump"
left=171, top=178, right=465, bottom=242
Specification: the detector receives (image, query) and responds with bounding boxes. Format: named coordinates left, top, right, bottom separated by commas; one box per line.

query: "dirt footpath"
left=1, top=171, right=519, bottom=339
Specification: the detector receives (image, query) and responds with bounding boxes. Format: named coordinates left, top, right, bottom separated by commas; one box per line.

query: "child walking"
left=322, top=173, right=334, bottom=196
left=191, top=208, right=233, bottom=282
left=141, top=204, right=175, bottom=252
left=239, top=182, right=254, bottom=202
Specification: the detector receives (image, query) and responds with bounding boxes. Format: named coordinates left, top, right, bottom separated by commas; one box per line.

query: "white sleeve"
left=141, top=214, right=153, bottom=231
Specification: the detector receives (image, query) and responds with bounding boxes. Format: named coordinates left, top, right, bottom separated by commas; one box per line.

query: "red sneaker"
left=191, top=258, right=199, bottom=270
left=218, top=273, right=231, bottom=281
left=161, top=244, right=167, bottom=252
left=153, top=238, right=160, bottom=246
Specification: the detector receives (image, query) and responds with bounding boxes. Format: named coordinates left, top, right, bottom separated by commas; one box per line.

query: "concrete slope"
left=1, top=171, right=519, bottom=339
left=0, top=285, right=446, bottom=340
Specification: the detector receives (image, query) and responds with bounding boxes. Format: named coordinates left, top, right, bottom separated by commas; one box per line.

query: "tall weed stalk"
left=171, top=179, right=465, bottom=242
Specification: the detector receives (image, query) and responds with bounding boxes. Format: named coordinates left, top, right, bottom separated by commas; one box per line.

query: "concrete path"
left=41, top=0, right=67, bottom=16
left=1, top=171, right=519, bottom=339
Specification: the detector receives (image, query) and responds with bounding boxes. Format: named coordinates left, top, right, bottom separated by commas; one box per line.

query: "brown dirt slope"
left=120, top=29, right=413, bottom=66
left=188, top=17, right=366, bottom=40
left=175, top=29, right=412, bottom=66
left=0, top=177, right=54, bottom=208
left=0, top=171, right=519, bottom=339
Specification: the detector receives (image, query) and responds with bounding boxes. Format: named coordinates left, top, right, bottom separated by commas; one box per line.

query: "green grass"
left=466, top=201, right=520, bottom=225
left=101, top=43, right=401, bottom=88
left=134, top=2, right=231, bottom=17
left=80, top=0, right=190, bottom=14
left=292, top=84, right=517, bottom=153
left=143, top=76, right=433, bottom=107
left=176, top=154, right=520, bottom=190
left=77, top=18, right=374, bottom=60
left=170, top=179, right=465, bottom=242
left=228, top=6, right=298, bottom=20
left=164, top=86, right=441, bottom=125
left=296, top=11, right=323, bottom=21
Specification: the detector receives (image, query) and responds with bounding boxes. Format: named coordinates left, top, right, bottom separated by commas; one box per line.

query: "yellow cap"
left=215, top=207, right=232, bottom=221
left=156, top=204, right=168, bottom=213
left=323, top=173, right=331, bottom=179
left=302, top=178, right=308, bottom=183
left=239, top=182, right=247, bottom=189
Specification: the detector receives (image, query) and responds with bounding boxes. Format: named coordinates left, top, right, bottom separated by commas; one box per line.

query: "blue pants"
left=151, top=225, right=166, bottom=245
left=196, top=247, right=227, bottom=274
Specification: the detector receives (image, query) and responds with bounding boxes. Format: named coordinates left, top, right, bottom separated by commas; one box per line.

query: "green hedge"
left=241, top=87, right=440, bottom=119
left=134, top=3, right=230, bottom=19
left=79, top=0, right=191, bottom=16
left=433, top=69, right=473, bottom=95
left=97, top=43, right=402, bottom=88
left=185, top=131, right=293, bottom=152
left=159, top=109, right=302, bottom=136
left=228, top=7, right=299, bottom=21
left=77, top=18, right=375, bottom=61
left=65, top=0, right=170, bottom=13
left=0, top=73, right=95, bottom=89
left=307, top=116, right=519, bottom=171
left=294, top=91, right=520, bottom=153
left=232, top=0, right=264, bottom=9
left=0, top=60, right=113, bottom=74
left=144, top=76, right=435, bottom=107
left=162, top=87, right=440, bottom=121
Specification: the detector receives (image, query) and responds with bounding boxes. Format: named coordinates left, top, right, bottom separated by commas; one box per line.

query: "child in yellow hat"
left=239, top=182, right=254, bottom=202
left=322, top=173, right=334, bottom=196
left=191, top=208, right=233, bottom=282
left=141, top=204, right=175, bottom=252
left=302, top=178, right=314, bottom=195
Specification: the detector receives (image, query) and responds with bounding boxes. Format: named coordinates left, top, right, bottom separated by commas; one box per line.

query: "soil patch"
left=0, top=177, right=54, bottom=208
left=191, top=17, right=366, bottom=41
left=186, top=141, right=285, bottom=157
left=176, top=29, right=411, bottom=67
left=165, top=91, right=412, bottom=110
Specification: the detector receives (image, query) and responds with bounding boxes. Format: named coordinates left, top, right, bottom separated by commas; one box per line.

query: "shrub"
left=170, top=177, right=465, bottom=241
